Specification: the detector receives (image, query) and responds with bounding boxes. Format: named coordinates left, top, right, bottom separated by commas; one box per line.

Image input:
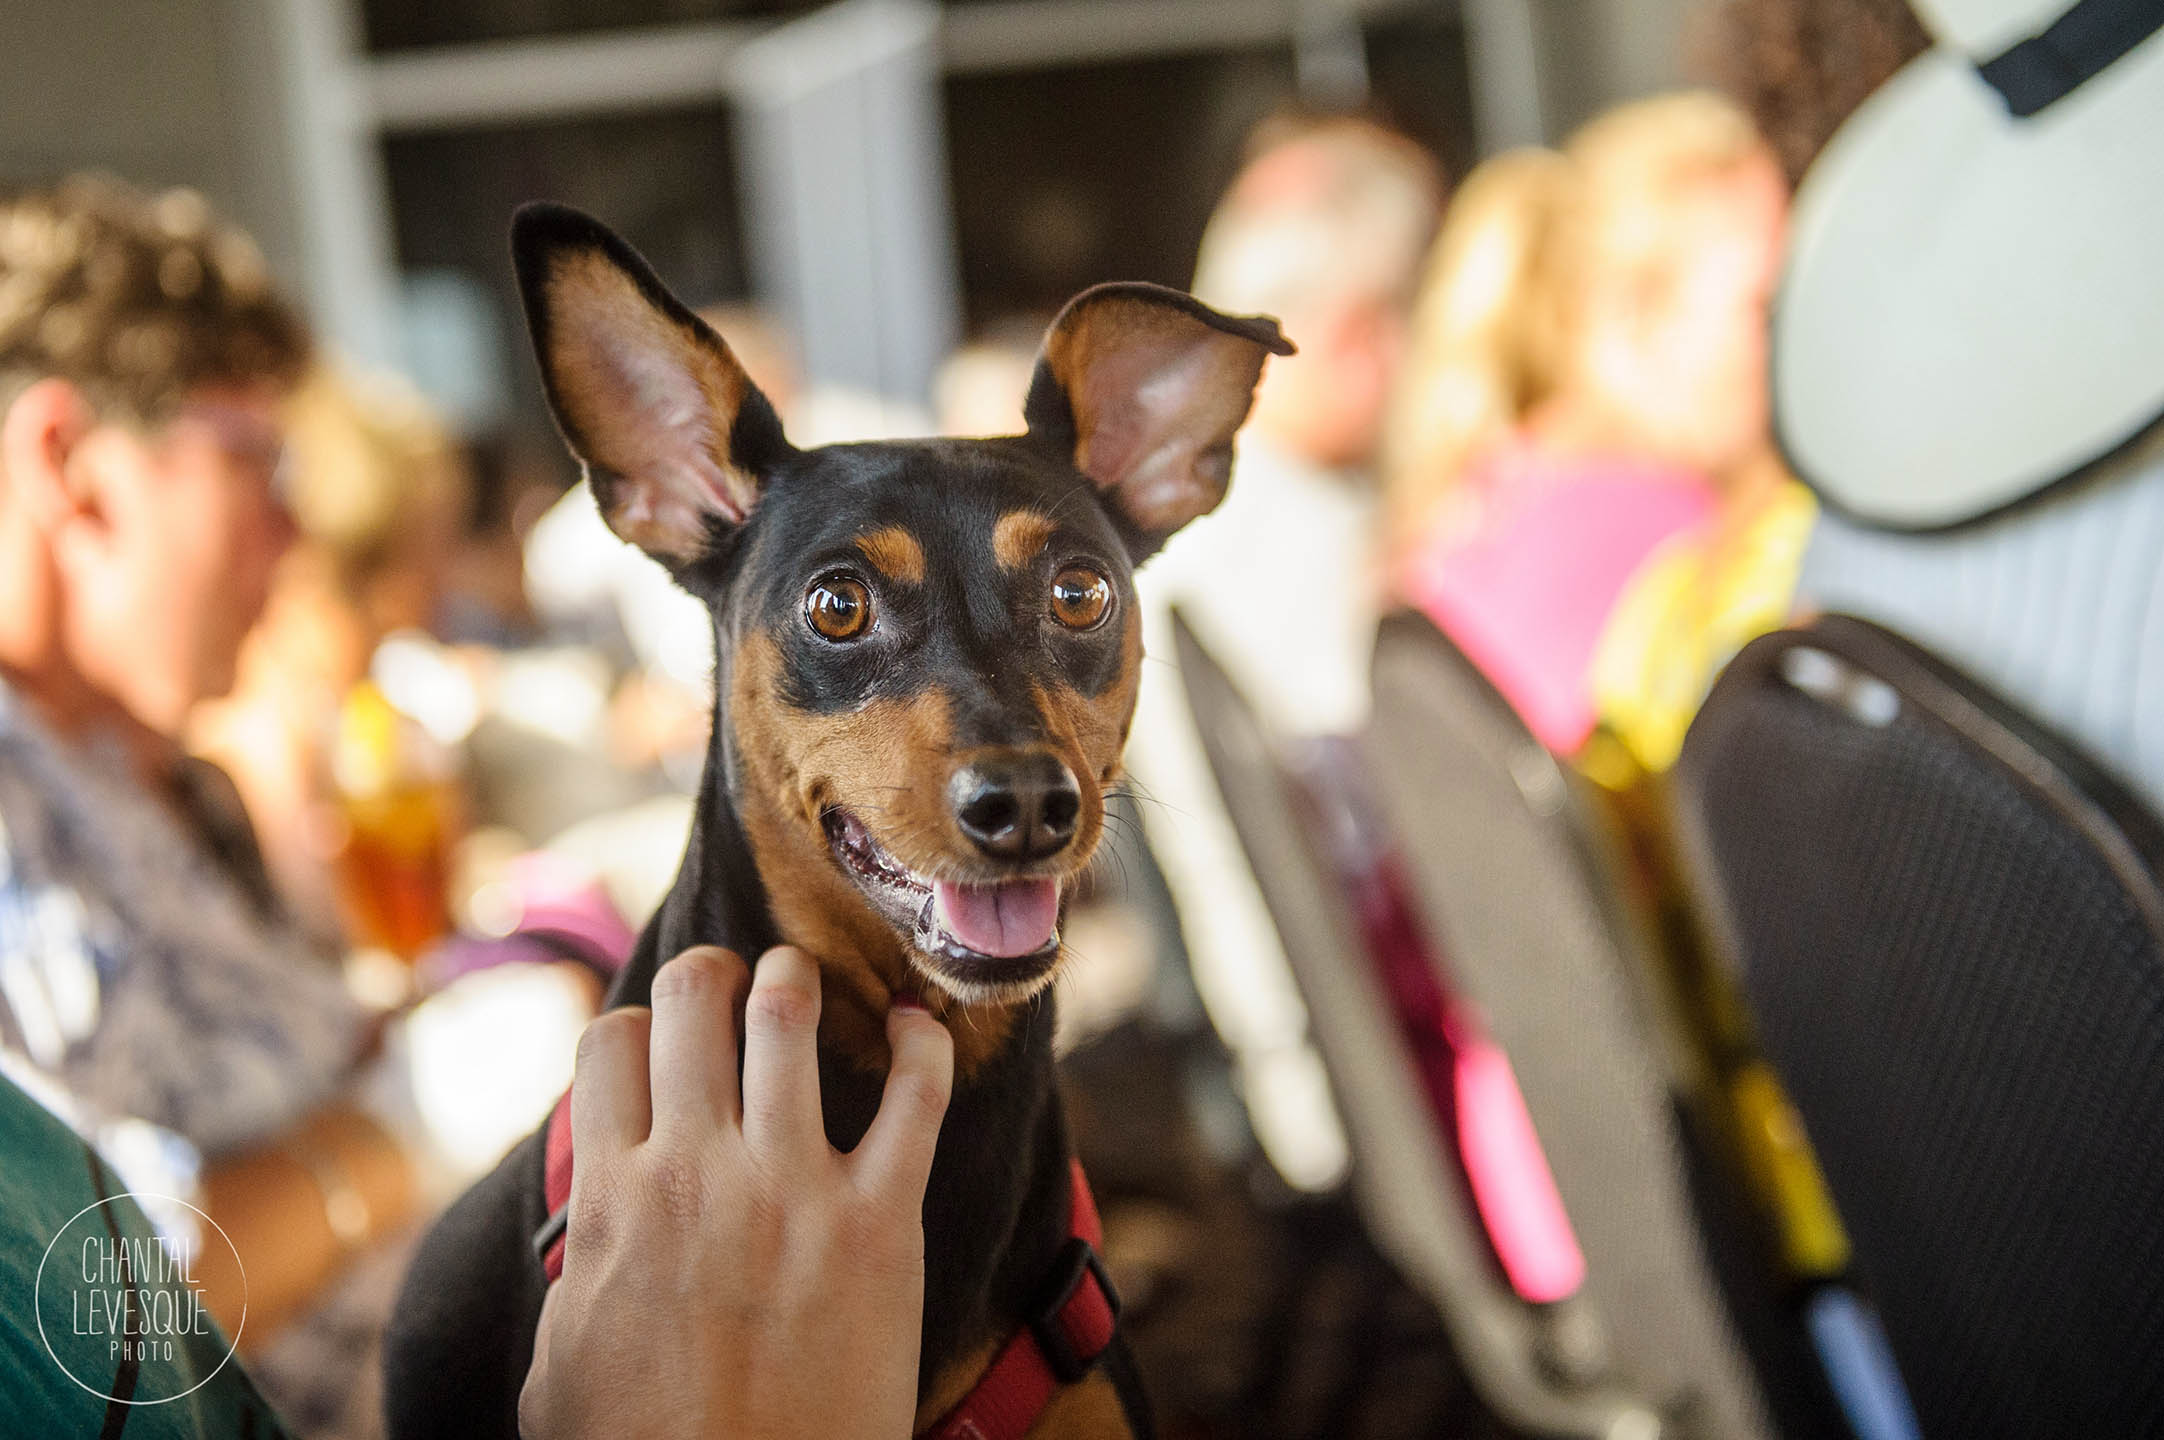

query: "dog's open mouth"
left=821, top=807, right=1063, bottom=995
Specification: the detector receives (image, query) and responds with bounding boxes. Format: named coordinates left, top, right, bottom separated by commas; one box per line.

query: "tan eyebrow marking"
left=992, top=510, right=1056, bottom=570
left=855, top=525, right=925, bottom=584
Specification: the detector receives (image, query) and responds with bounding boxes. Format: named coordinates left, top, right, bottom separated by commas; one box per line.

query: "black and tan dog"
left=383, top=204, right=1288, bottom=1440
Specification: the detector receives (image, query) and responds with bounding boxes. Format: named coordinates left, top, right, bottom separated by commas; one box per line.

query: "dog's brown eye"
left=1049, top=567, right=1112, bottom=630
left=806, top=576, right=872, bottom=641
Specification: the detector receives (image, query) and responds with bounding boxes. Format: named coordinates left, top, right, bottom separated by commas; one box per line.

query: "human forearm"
left=196, top=1103, right=416, bottom=1345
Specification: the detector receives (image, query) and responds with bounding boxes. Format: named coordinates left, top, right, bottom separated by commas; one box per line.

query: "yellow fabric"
left=1730, top=1062, right=1853, bottom=1277
left=1589, top=480, right=1818, bottom=774
left=1576, top=479, right=1852, bottom=1280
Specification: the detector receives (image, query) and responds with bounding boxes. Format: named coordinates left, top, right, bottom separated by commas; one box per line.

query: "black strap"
left=1976, top=0, right=2164, bottom=116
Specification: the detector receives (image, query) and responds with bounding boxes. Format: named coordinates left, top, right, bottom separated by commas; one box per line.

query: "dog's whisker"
left=1103, top=786, right=1179, bottom=820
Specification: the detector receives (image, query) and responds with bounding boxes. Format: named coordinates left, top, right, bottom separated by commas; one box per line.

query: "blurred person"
left=1378, top=148, right=1575, bottom=554
left=1659, top=3, right=2163, bottom=1428
left=1161, top=114, right=1443, bottom=732
left=1748, top=0, right=2164, bottom=817
left=437, top=429, right=556, bottom=649
left=1602, top=0, right=1932, bottom=783
left=1385, top=93, right=1790, bottom=760
left=1379, top=101, right=1861, bottom=1313
left=1565, top=90, right=1821, bottom=776
left=281, top=366, right=469, bottom=645
left=1123, top=115, right=1444, bottom=1189
left=0, top=176, right=417, bottom=1405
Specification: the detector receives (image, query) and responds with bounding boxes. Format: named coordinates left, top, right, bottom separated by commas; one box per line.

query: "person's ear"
left=0, top=377, right=100, bottom=534
left=512, top=203, right=795, bottom=572
left=1023, top=282, right=1293, bottom=560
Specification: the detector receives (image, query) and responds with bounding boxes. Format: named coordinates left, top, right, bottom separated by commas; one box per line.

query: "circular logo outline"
left=34, top=1192, right=248, bottom=1407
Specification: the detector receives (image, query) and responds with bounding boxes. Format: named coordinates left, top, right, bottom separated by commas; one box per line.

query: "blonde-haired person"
left=1380, top=147, right=1574, bottom=552
left=1383, top=98, right=1853, bottom=1328
left=1567, top=94, right=1816, bottom=776
left=1566, top=97, right=1847, bottom=1288
left=1386, top=92, right=1799, bottom=760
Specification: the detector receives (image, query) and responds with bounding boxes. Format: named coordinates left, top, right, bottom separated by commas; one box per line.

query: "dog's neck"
left=615, top=679, right=1076, bottom=1404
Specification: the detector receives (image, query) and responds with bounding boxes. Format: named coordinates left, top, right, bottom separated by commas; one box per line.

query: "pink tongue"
left=932, top=878, right=1060, bottom=958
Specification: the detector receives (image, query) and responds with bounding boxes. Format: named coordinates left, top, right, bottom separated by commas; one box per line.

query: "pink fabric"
left=1399, top=446, right=1716, bottom=753
left=1452, top=1027, right=1586, bottom=1302
left=1335, top=809, right=1585, bottom=1305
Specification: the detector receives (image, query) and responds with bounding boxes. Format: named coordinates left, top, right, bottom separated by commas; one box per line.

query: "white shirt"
left=1799, top=444, right=2164, bottom=818
left=1125, top=436, right=1379, bottom=1189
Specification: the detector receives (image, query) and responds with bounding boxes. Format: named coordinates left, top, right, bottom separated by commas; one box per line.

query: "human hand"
left=519, top=944, right=955, bottom=1440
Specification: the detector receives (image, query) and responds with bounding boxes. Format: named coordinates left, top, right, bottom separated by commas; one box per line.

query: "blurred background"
left=0, top=0, right=1692, bottom=435
left=0, top=3, right=1833, bottom=1438
left=9, top=1, right=2161, bottom=1438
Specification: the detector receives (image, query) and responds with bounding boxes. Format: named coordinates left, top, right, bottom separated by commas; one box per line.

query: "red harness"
left=532, top=1090, right=1121, bottom=1440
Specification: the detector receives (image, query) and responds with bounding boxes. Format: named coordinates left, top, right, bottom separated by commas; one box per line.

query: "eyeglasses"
left=167, top=400, right=293, bottom=506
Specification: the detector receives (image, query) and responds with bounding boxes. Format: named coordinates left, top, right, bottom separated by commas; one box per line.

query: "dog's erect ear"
left=1024, top=282, right=1293, bottom=558
left=512, top=202, right=793, bottom=568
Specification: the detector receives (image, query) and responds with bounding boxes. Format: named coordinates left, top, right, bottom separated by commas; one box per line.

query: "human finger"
left=851, top=1001, right=954, bottom=1200
left=647, top=946, right=750, bottom=1138
left=738, top=946, right=826, bottom=1157
left=569, top=1006, right=654, bottom=1158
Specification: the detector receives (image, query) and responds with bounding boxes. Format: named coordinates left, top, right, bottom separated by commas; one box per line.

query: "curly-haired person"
left=0, top=176, right=421, bottom=1433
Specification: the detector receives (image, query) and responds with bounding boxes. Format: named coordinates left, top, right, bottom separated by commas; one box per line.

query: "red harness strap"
left=532, top=1090, right=1121, bottom=1440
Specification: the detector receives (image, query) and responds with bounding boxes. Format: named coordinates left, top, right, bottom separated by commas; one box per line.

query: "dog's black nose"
left=950, top=753, right=1082, bottom=861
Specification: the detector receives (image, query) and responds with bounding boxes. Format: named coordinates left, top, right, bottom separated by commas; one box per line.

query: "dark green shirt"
left=0, top=1072, right=294, bottom=1439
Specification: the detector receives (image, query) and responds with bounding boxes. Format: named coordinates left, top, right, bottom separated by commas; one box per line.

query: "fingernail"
left=893, top=996, right=928, bottom=1013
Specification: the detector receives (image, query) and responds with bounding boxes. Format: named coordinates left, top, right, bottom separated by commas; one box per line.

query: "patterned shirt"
left=0, top=678, right=362, bottom=1175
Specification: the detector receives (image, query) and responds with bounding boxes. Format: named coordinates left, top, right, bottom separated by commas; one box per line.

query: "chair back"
left=1174, top=609, right=1681, bottom=1439
left=1364, top=611, right=1778, bottom=1440
left=1674, top=615, right=2164, bottom=1439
